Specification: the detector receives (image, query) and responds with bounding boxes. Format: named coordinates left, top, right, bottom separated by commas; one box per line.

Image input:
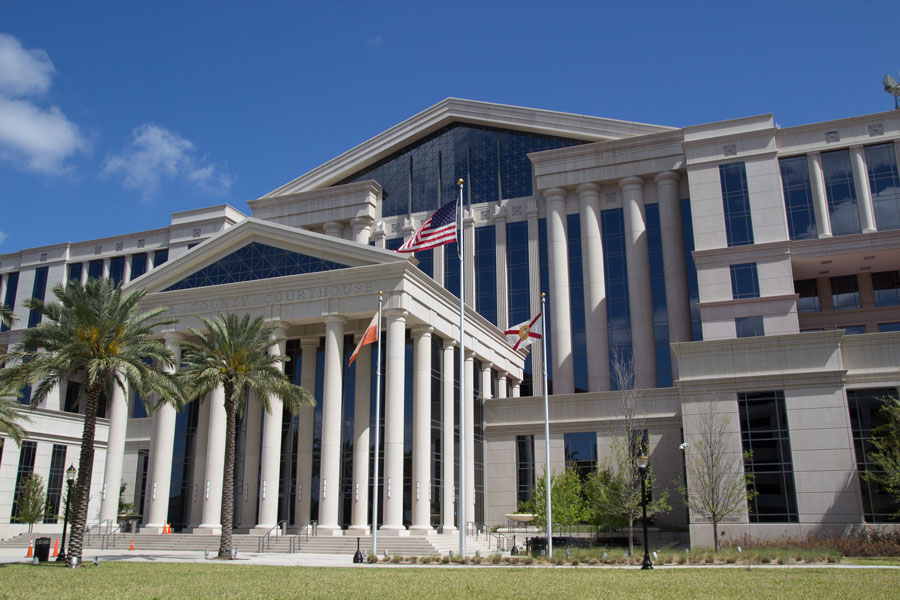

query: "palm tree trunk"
left=218, top=383, right=237, bottom=558
left=628, top=517, right=634, bottom=556
left=66, top=381, right=101, bottom=566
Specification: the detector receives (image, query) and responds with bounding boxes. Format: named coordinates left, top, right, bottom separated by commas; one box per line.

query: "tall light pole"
left=57, top=464, right=76, bottom=563
left=637, top=451, right=653, bottom=570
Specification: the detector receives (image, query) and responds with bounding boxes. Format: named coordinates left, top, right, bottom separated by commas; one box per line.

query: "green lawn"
left=1, top=563, right=898, bottom=600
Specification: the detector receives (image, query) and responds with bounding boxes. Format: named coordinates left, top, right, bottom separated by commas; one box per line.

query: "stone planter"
left=505, top=513, right=535, bottom=523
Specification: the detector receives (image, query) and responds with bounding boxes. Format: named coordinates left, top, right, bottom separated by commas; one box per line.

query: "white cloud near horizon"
left=0, top=33, right=88, bottom=174
left=0, top=230, right=8, bottom=246
left=103, top=124, right=234, bottom=200
left=366, top=35, right=383, bottom=48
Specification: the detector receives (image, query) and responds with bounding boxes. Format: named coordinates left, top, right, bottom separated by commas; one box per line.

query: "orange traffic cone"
left=52, top=538, right=59, bottom=557
left=167, top=523, right=172, bottom=535
left=26, top=540, right=33, bottom=558
left=129, top=538, right=134, bottom=551
left=161, top=523, right=166, bottom=534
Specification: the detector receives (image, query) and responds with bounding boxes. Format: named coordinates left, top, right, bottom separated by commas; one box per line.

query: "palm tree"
left=177, top=313, right=313, bottom=558
left=0, top=278, right=180, bottom=565
left=0, top=303, right=29, bottom=445
left=0, top=303, right=14, bottom=328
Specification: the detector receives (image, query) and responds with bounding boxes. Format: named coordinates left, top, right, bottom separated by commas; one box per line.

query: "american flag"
left=396, top=200, right=458, bottom=253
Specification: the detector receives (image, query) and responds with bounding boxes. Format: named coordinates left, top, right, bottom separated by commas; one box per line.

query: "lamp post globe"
left=57, top=465, right=76, bottom=563
left=636, top=451, right=653, bottom=570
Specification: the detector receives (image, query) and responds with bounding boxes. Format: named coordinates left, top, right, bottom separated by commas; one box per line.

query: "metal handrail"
left=257, top=520, right=288, bottom=553
left=298, top=520, right=317, bottom=542
left=84, top=519, right=114, bottom=545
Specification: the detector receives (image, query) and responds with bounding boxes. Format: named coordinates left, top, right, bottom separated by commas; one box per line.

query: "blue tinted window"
left=153, top=249, right=168, bottom=267
left=872, top=271, right=900, bottom=307
left=720, top=162, right=754, bottom=247
left=822, top=150, right=860, bottom=236
left=842, top=326, right=866, bottom=335
left=1, top=272, right=19, bottom=332
left=337, top=123, right=582, bottom=218
left=88, top=259, right=103, bottom=279
left=779, top=156, right=818, bottom=240
left=682, top=198, right=702, bottom=341
left=646, top=204, right=672, bottom=387
left=164, top=242, right=350, bottom=291
left=564, top=431, right=597, bottom=479
left=730, top=263, right=760, bottom=299
left=109, top=256, right=125, bottom=286
left=130, top=254, right=147, bottom=280
left=847, top=389, right=900, bottom=521
left=506, top=221, right=530, bottom=325
left=866, top=143, right=900, bottom=231
left=794, top=279, right=820, bottom=313
left=601, top=208, right=632, bottom=387
left=27, top=266, right=49, bottom=328
left=567, top=213, right=587, bottom=392
left=879, top=322, right=900, bottom=332
left=831, top=275, right=860, bottom=310
left=385, top=238, right=403, bottom=252
left=736, top=316, right=764, bottom=338
left=474, top=225, right=497, bottom=325
left=415, top=249, right=433, bottom=278
left=443, top=240, right=460, bottom=298
left=67, top=263, right=82, bottom=283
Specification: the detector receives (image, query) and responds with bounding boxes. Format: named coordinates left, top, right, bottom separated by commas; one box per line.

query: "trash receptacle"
left=34, top=537, right=51, bottom=562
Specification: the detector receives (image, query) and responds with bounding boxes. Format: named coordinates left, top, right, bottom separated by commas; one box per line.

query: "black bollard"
left=510, top=535, right=519, bottom=556
left=353, top=537, right=364, bottom=564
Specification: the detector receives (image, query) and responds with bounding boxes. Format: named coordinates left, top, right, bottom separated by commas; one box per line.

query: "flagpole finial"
left=457, top=178, right=464, bottom=186
left=541, top=292, right=546, bottom=298
left=379, top=290, right=383, bottom=297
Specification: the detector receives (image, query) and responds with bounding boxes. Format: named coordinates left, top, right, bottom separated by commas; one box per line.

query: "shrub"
left=441, top=556, right=450, bottom=564
left=366, top=554, right=377, bottom=564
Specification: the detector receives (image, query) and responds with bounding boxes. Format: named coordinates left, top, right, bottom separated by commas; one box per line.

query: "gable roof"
left=128, top=217, right=408, bottom=294
left=260, top=98, right=673, bottom=199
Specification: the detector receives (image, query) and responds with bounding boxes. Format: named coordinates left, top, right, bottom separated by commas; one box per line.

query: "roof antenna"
left=883, top=73, right=900, bottom=110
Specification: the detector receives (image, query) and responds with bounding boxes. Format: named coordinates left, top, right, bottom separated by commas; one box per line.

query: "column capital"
left=299, top=336, right=319, bottom=349
left=464, top=349, right=475, bottom=360
left=383, top=307, right=408, bottom=320
left=653, top=171, right=680, bottom=186
left=443, top=339, right=458, bottom=350
left=411, top=324, right=434, bottom=338
left=323, top=221, right=344, bottom=237
left=322, top=314, right=348, bottom=326
left=850, top=143, right=865, bottom=151
left=266, top=319, right=291, bottom=336
left=351, top=215, right=374, bottom=227
left=481, top=361, right=493, bottom=371
left=163, top=330, right=184, bottom=345
left=575, top=182, right=602, bottom=198
left=542, top=187, right=567, bottom=203
left=492, top=204, right=507, bottom=224
left=619, top=175, right=644, bottom=191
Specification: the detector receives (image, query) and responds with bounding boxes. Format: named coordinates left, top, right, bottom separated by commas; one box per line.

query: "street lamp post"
left=637, top=451, right=653, bottom=570
left=57, top=465, right=76, bottom=563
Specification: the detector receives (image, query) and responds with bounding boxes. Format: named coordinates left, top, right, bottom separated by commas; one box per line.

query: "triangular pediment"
left=129, top=218, right=408, bottom=294
left=258, top=98, right=673, bottom=199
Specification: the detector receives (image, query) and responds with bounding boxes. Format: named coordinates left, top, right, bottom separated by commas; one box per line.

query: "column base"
left=864, top=227, right=878, bottom=234
left=440, top=526, right=458, bottom=534
left=818, top=232, right=833, bottom=239
left=192, top=525, right=222, bottom=535
left=316, top=525, right=344, bottom=536
left=378, top=526, right=409, bottom=536
left=345, top=527, right=370, bottom=536
left=408, top=525, right=435, bottom=536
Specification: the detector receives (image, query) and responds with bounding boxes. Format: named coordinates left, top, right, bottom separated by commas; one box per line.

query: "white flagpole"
left=541, top=292, right=552, bottom=558
left=371, top=291, right=383, bottom=556
left=457, top=178, right=467, bottom=558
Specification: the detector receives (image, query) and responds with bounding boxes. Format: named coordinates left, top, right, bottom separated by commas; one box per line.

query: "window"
left=779, top=156, right=818, bottom=240
left=516, top=435, right=535, bottom=505
left=129, top=253, right=147, bottom=280
left=27, top=266, right=49, bottom=328
left=153, top=249, right=168, bottom=268
left=831, top=275, right=861, bottom=310
left=738, top=391, right=798, bottom=523
left=720, top=162, right=754, bottom=247
left=847, top=389, right=900, bottom=522
left=443, top=240, right=460, bottom=298
left=109, top=256, right=125, bottom=286
left=865, top=143, right=900, bottom=231
left=736, top=316, right=764, bottom=338
left=11, top=441, right=37, bottom=521
left=1, top=271, right=18, bottom=332
left=794, top=279, right=820, bottom=313
left=879, top=323, right=900, bottom=333
left=134, top=449, right=150, bottom=518
left=64, top=381, right=81, bottom=413
left=841, top=325, right=866, bottom=335
left=88, top=259, right=103, bottom=280
left=872, top=271, right=900, bottom=307
left=564, top=431, right=597, bottom=480
left=43, top=444, right=67, bottom=523
left=474, top=225, right=497, bottom=325
left=822, top=149, right=861, bottom=236
left=187, top=242, right=200, bottom=250
left=730, top=263, right=760, bottom=299
left=67, top=263, right=83, bottom=284
left=415, top=248, right=433, bottom=278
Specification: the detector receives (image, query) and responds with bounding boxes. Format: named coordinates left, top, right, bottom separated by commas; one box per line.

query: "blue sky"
left=1, top=1, right=897, bottom=252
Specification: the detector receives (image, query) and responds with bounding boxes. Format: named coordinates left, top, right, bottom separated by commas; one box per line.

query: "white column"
left=497, top=372, right=508, bottom=399
left=123, top=255, right=132, bottom=283
left=410, top=326, right=433, bottom=533
left=254, top=323, right=288, bottom=532
left=101, top=258, right=110, bottom=280
left=99, top=379, right=129, bottom=524
left=850, top=145, right=877, bottom=233
left=464, top=351, right=475, bottom=529
left=347, top=341, right=372, bottom=535
left=511, top=380, right=521, bottom=398
left=143, top=334, right=181, bottom=532
left=433, top=245, right=445, bottom=287
left=318, top=315, right=346, bottom=534
left=441, top=340, right=457, bottom=532
left=381, top=308, right=407, bottom=533
left=351, top=216, right=374, bottom=245
left=526, top=202, right=544, bottom=396
left=808, top=152, right=833, bottom=238
left=324, top=221, right=344, bottom=238
left=544, top=187, right=574, bottom=394
left=463, top=210, right=475, bottom=307
left=239, top=393, right=262, bottom=529
left=294, top=338, right=318, bottom=528
left=494, top=208, right=509, bottom=331
left=655, top=171, right=692, bottom=378
left=372, top=223, right=386, bottom=250
left=575, top=182, right=609, bottom=392
left=196, top=385, right=226, bottom=533
left=620, top=176, right=657, bottom=389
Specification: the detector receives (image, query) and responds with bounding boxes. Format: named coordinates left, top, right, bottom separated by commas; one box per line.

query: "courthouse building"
left=1, top=99, right=900, bottom=547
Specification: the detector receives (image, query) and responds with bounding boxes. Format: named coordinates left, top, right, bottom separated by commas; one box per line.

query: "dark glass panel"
left=67, top=263, right=83, bottom=284
left=474, top=225, right=497, bottom=325
left=831, top=275, right=861, bottom=310
left=601, top=209, right=632, bottom=386
left=567, top=213, right=587, bottom=392
left=794, top=279, right=820, bottom=313
left=719, top=162, right=754, bottom=247
left=88, top=259, right=103, bottom=280
left=822, top=150, right=860, bottom=236
left=736, top=316, right=764, bottom=338
left=109, top=256, right=125, bottom=286
left=129, top=254, right=147, bottom=280
left=646, top=204, right=672, bottom=387
left=1, top=272, right=18, bottom=332
left=27, top=266, right=49, bottom=328
left=730, top=263, right=760, bottom=299
left=779, top=156, right=818, bottom=240
left=847, top=389, right=900, bottom=522
left=872, top=270, right=900, bottom=307
left=865, top=143, right=900, bottom=231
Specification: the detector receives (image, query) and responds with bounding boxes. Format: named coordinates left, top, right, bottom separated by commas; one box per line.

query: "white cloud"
left=103, top=124, right=233, bottom=200
left=0, top=230, right=7, bottom=246
left=366, top=35, right=383, bottom=48
left=0, top=33, right=87, bottom=174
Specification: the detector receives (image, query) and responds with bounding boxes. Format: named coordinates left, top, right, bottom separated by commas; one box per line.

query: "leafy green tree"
left=0, top=303, right=28, bottom=445
left=15, top=473, right=46, bottom=532
left=524, top=463, right=586, bottom=531
left=0, top=278, right=181, bottom=566
left=863, top=396, right=900, bottom=517
left=177, top=314, right=314, bottom=559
